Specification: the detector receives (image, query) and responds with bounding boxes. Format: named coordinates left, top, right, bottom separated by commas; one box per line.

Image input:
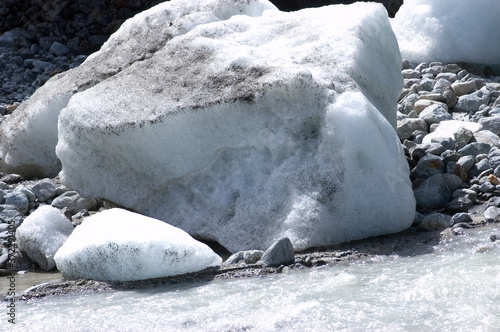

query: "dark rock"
left=413, top=174, right=452, bottom=210
left=418, top=213, right=452, bottom=231
left=445, top=197, right=473, bottom=213
left=452, top=188, right=477, bottom=203
left=0, top=174, right=23, bottom=184
left=49, top=41, right=71, bottom=56
left=415, top=154, right=444, bottom=179
left=450, top=212, right=473, bottom=225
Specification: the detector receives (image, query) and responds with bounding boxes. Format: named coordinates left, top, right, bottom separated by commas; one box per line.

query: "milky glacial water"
left=8, top=225, right=500, bottom=332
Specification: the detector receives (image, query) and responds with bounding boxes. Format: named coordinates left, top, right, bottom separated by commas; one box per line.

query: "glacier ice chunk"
left=54, top=208, right=222, bottom=281
left=0, top=0, right=277, bottom=177
left=391, top=0, right=500, bottom=65
left=1, top=0, right=415, bottom=252
left=16, top=205, right=74, bottom=270
left=55, top=1, right=414, bottom=252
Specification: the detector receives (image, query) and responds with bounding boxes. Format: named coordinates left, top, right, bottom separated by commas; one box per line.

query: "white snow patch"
left=54, top=208, right=222, bottom=281
left=391, top=0, right=500, bottom=65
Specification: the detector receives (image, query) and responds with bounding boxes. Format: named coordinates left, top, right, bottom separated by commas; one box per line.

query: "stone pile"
left=0, top=174, right=102, bottom=270
left=0, top=0, right=162, bottom=108
left=397, top=60, right=500, bottom=229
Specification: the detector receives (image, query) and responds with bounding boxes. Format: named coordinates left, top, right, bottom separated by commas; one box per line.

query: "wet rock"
left=418, top=213, right=452, bottom=231
left=484, top=206, right=500, bottom=223
left=445, top=197, right=473, bottom=213
left=452, top=188, right=477, bottom=203
left=450, top=212, right=473, bottom=225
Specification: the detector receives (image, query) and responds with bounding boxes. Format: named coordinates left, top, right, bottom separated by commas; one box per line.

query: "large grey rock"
left=478, top=116, right=500, bottom=136
left=31, top=178, right=58, bottom=202
left=454, top=88, right=491, bottom=113
left=457, top=155, right=475, bottom=173
left=16, top=205, right=73, bottom=270
left=474, top=130, right=500, bottom=148
left=419, top=104, right=452, bottom=125
left=457, top=142, right=491, bottom=158
left=51, top=191, right=98, bottom=215
left=0, top=0, right=415, bottom=252
left=259, top=237, right=295, bottom=267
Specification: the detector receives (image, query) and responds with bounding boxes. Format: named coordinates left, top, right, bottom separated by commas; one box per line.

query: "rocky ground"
left=2, top=1, right=500, bottom=300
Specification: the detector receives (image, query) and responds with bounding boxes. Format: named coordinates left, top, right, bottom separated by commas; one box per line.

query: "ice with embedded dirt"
left=54, top=208, right=222, bottom=281
left=56, top=1, right=413, bottom=252
left=0, top=0, right=277, bottom=177
left=0, top=0, right=415, bottom=253
left=391, top=0, right=500, bottom=65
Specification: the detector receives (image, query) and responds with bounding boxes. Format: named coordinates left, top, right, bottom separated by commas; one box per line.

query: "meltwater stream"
left=10, top=224, right=500, bottom=332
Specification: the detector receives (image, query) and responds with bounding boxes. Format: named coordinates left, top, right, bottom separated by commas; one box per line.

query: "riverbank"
left=4, top=202, right=494, bottom=302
